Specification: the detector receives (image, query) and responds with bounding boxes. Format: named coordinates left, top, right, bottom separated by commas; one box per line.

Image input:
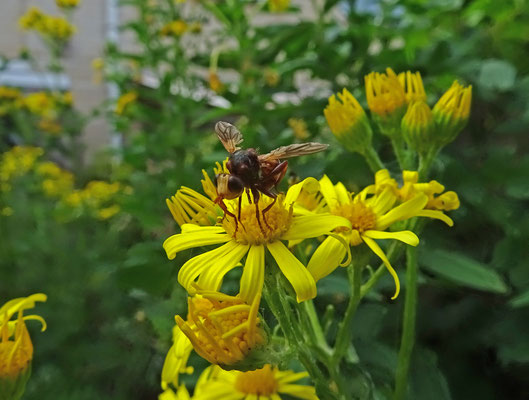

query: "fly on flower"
left=214, top=121, right=328, bottom=233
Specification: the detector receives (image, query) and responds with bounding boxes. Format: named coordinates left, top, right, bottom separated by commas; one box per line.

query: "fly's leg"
left=251, top=188, right=264, bottom=232
left=216, top=197, right=238, bottom=234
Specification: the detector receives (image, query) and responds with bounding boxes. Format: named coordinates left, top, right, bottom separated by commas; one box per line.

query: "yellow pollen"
left=334, top=201, right=376, bottom=245
left=235, top=364, right=279, bottom=395
left=223, top=197, right=292, bottom=245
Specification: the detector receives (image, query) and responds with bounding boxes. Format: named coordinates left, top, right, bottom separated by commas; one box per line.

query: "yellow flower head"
left=398, top=71, right=426, bottom=103
left=192, top=364, right=318, bottom=400
left=268, top=0, right=290, bottom=12
left=0, top=294, right=47, bottom=380
left=38, top=118, right=62, bottom=135
left=306, top=173, right=458, bottom=299
left=19, top=7, right=44, bottom=30
left=0, top=87, right=21, bottom=101
left=19, top=92, right=56, bottom=118
left=22, top=9, right=76, bottom=41
left=208, top=72, right=225, bottom=94
left=175, top=290, right=265, bottom=367
left=55, top=0, right=81, bottom=9
left=82, top=180, right=122, bottom=206
left=97, top=204, right=121, bottom=220
left=433, top=81, right=472, bottom=146
left=163, top=177, right=351, bottom=303
left=115, top=92, right=138, bottom=115
left=0, top=146, right=43, bottom=185
left=398, top=170, right=459, bottom=212
left=161, top=20, right=188, bottom=37
left=264, top=68, right=280, bottom=87
left=288, top=118, right=309, bottom=140
left=324, top=88, right=373, bottom=154
left=401, top=101, right=435, bottom=155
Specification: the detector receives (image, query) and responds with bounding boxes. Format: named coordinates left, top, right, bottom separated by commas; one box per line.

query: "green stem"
left=363, top=146, right=386, bottom=173
left=302, top=300, right=332, bottom=354
left=391, top=137, right=407, bottom=169
left=418, top=147, right=439, bottom=180
left=332, top=263, right=362, bottom=365
left=394, top=246, right=418, bottom=400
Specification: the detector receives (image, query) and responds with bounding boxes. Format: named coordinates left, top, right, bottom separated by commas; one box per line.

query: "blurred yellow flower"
left=324, top=88, right=373, bottom=154
left=0, top=294, right=46, bottom=398
left=288, top=118, right=310, bottom=140
left=55, top=0, right=81, bottom=9
left=163, top=178, right=350, bottom=303
left=18, top=92, right=56, bottom=118
left=264, top=68, right=280, bottom=87
left=97, top=204, right=121, bottom=220
left=161, top=20, right=188, bottom=37
left=0, top=146, right=43, bottom=186
left=208, top=72, right=225, bottom=94
left=19, top=7, right=44, bottom=30
left=38, top=118, right=62, bottom=135
left=20, top=8, right=76, bottom=41
left=115, top=92, right=138, bottom=115
left=268, top=0, right=290, bottom=12
left=191, top=364, right=318, bottom=400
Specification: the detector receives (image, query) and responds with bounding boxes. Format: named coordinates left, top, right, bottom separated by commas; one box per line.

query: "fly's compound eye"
left=227, top=175, right=244, bottom=197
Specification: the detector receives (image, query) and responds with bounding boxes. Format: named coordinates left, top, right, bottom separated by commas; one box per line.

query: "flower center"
left=235, top=364, right=278, bottom=395
left=334, top=201, right=377, bottom=246
left=0, top=341, right=31, bottom=378
left=223, top=196, right=292, bottom=245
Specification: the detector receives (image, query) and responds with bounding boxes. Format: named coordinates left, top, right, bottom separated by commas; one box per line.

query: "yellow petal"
left=417, top=209, right=454, bottom=226
left=163, top=232, right=230, bottom=260
left=240, top=245, right=265, bottom=304
left=362, top=236, right=400, bottom=299
left=285, top=177, right=319, bottom=206
left=0, top=293, right=47, bottom=324
left=180, top=224, right=225, bottom=234
left=334, top=182, right=350, bottom=205
left=371, top=186, right=397, bottom=215
left=363, top=230, right=419, bottom=246
left=177, top=241, right=238, bottom=291
left=277, top=385, right=318, bottom=400
left=376, top=194, right=428, bottom=230
left=319, top=175, right=339, bottom=209
left=307, top=236, right=347, bottom=282
left=197, top=243, right=249, bottom=291
left=281, top=214, right=351, bottom=241
left=266, top=241, right=316, bottom=302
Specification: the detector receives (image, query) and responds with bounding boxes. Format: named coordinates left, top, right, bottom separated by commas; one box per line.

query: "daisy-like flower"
left=306, top=174, right=455, bottom=299
left=163, top=177, right=351, bottom=303
left=0, top=294, right=47, bottom=398
left=172, top=290, right=265, bottom=367
left=191, top=364, right=318, bottom=400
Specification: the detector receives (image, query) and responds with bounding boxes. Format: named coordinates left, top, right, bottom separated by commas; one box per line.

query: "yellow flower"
left=0, top=294, right=46, bottom=397
left=397, top=71, right=426, bottom=103
left=191, top=364, right=318, bottom=400
left=166, top=187, right=219, bottom=227
left=161, top=326, right=194, bottom=390
left=55, top=0, right=81, bottom=9
left=433, top=81, right=472, bottom=145
left=365, top=68, right=407, bottom=136
left=115, top=92, right=138, bottom=115
left=19, top=92, right=56, bottom=118
left=401, top=101, right=434, bottom=155
left=163, top=178, right=351, bottom=303
left=307, top=174, right=452, bottom=299
left=161, top=20, right=188, bottom=37
left=324, top=88, right=373, bottom=154
left=159, top=385, right=191, bottom=400
left=38, top=118, right=62, bottom=135
left=264, top=68, right=280, bottom=87
left=0, top=87, right=21, bottom=101
left=208, top=72, right=225, bottom=94
left=19, top=7, right=44, bottom=30
left=288, top=118, right=310, bottom=140
left=0, top=146, right=43, bottom=185
left=63, top=190, right=84, bottom=208
left=268, top=0, right=290, bottom=12
left=97, top=204, right=121, bottom=220
left=175, top=290, right=265, bottom=367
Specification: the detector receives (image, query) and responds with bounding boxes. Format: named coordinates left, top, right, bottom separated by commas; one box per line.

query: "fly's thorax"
left=228, top=149, right=261, bottom=184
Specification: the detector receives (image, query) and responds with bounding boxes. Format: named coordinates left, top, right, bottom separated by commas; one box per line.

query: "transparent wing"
left=259, top=142, right=329, bottom=161
left=215, top=121, right=244, bottom=153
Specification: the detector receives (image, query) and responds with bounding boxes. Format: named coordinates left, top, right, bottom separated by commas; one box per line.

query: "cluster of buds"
left=325, top=68, right=472, bottom=159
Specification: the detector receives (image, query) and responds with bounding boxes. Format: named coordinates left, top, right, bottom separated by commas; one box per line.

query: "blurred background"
left=1, top=0, right=528, bottom=399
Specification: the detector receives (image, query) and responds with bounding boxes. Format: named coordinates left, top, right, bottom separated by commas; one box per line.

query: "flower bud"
left=433, top=81, right=472, bottom=146
left=401, top=101, right=435, bottom=156
left=365, top=68, right=407, bottom=137
left=324, top=89, right=373, bottom=154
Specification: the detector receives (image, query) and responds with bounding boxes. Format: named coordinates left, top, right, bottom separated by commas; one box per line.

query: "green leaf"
left=478, top=59, right=517, bottom=91
left=510, top=288, right=529, bottom=308
left=420, top=248, right=509, bottom=294
left=409, top=348, right=452, bottom=400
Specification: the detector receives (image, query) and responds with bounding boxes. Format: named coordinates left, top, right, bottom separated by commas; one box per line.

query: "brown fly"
left=213, top=121, right=328, bottom=232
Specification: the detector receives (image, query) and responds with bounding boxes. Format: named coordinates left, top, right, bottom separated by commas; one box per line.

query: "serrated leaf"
left=420, top=249, right=509, bottom=294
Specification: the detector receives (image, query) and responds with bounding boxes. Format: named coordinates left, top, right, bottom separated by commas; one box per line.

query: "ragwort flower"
left=163, top=177, right=351, bottom=303
left=190, top=364, right=318, bottom=400
left=0, top=294, right=47, bottom=398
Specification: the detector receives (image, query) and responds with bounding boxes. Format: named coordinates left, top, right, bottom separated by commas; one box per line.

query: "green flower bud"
left=401, top=101, right=435, bottom=156
left=433, top=81, right=472, bottom=146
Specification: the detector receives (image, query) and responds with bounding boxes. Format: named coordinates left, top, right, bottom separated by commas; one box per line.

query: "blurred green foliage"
left=1, top=0, right=529, bottom=399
